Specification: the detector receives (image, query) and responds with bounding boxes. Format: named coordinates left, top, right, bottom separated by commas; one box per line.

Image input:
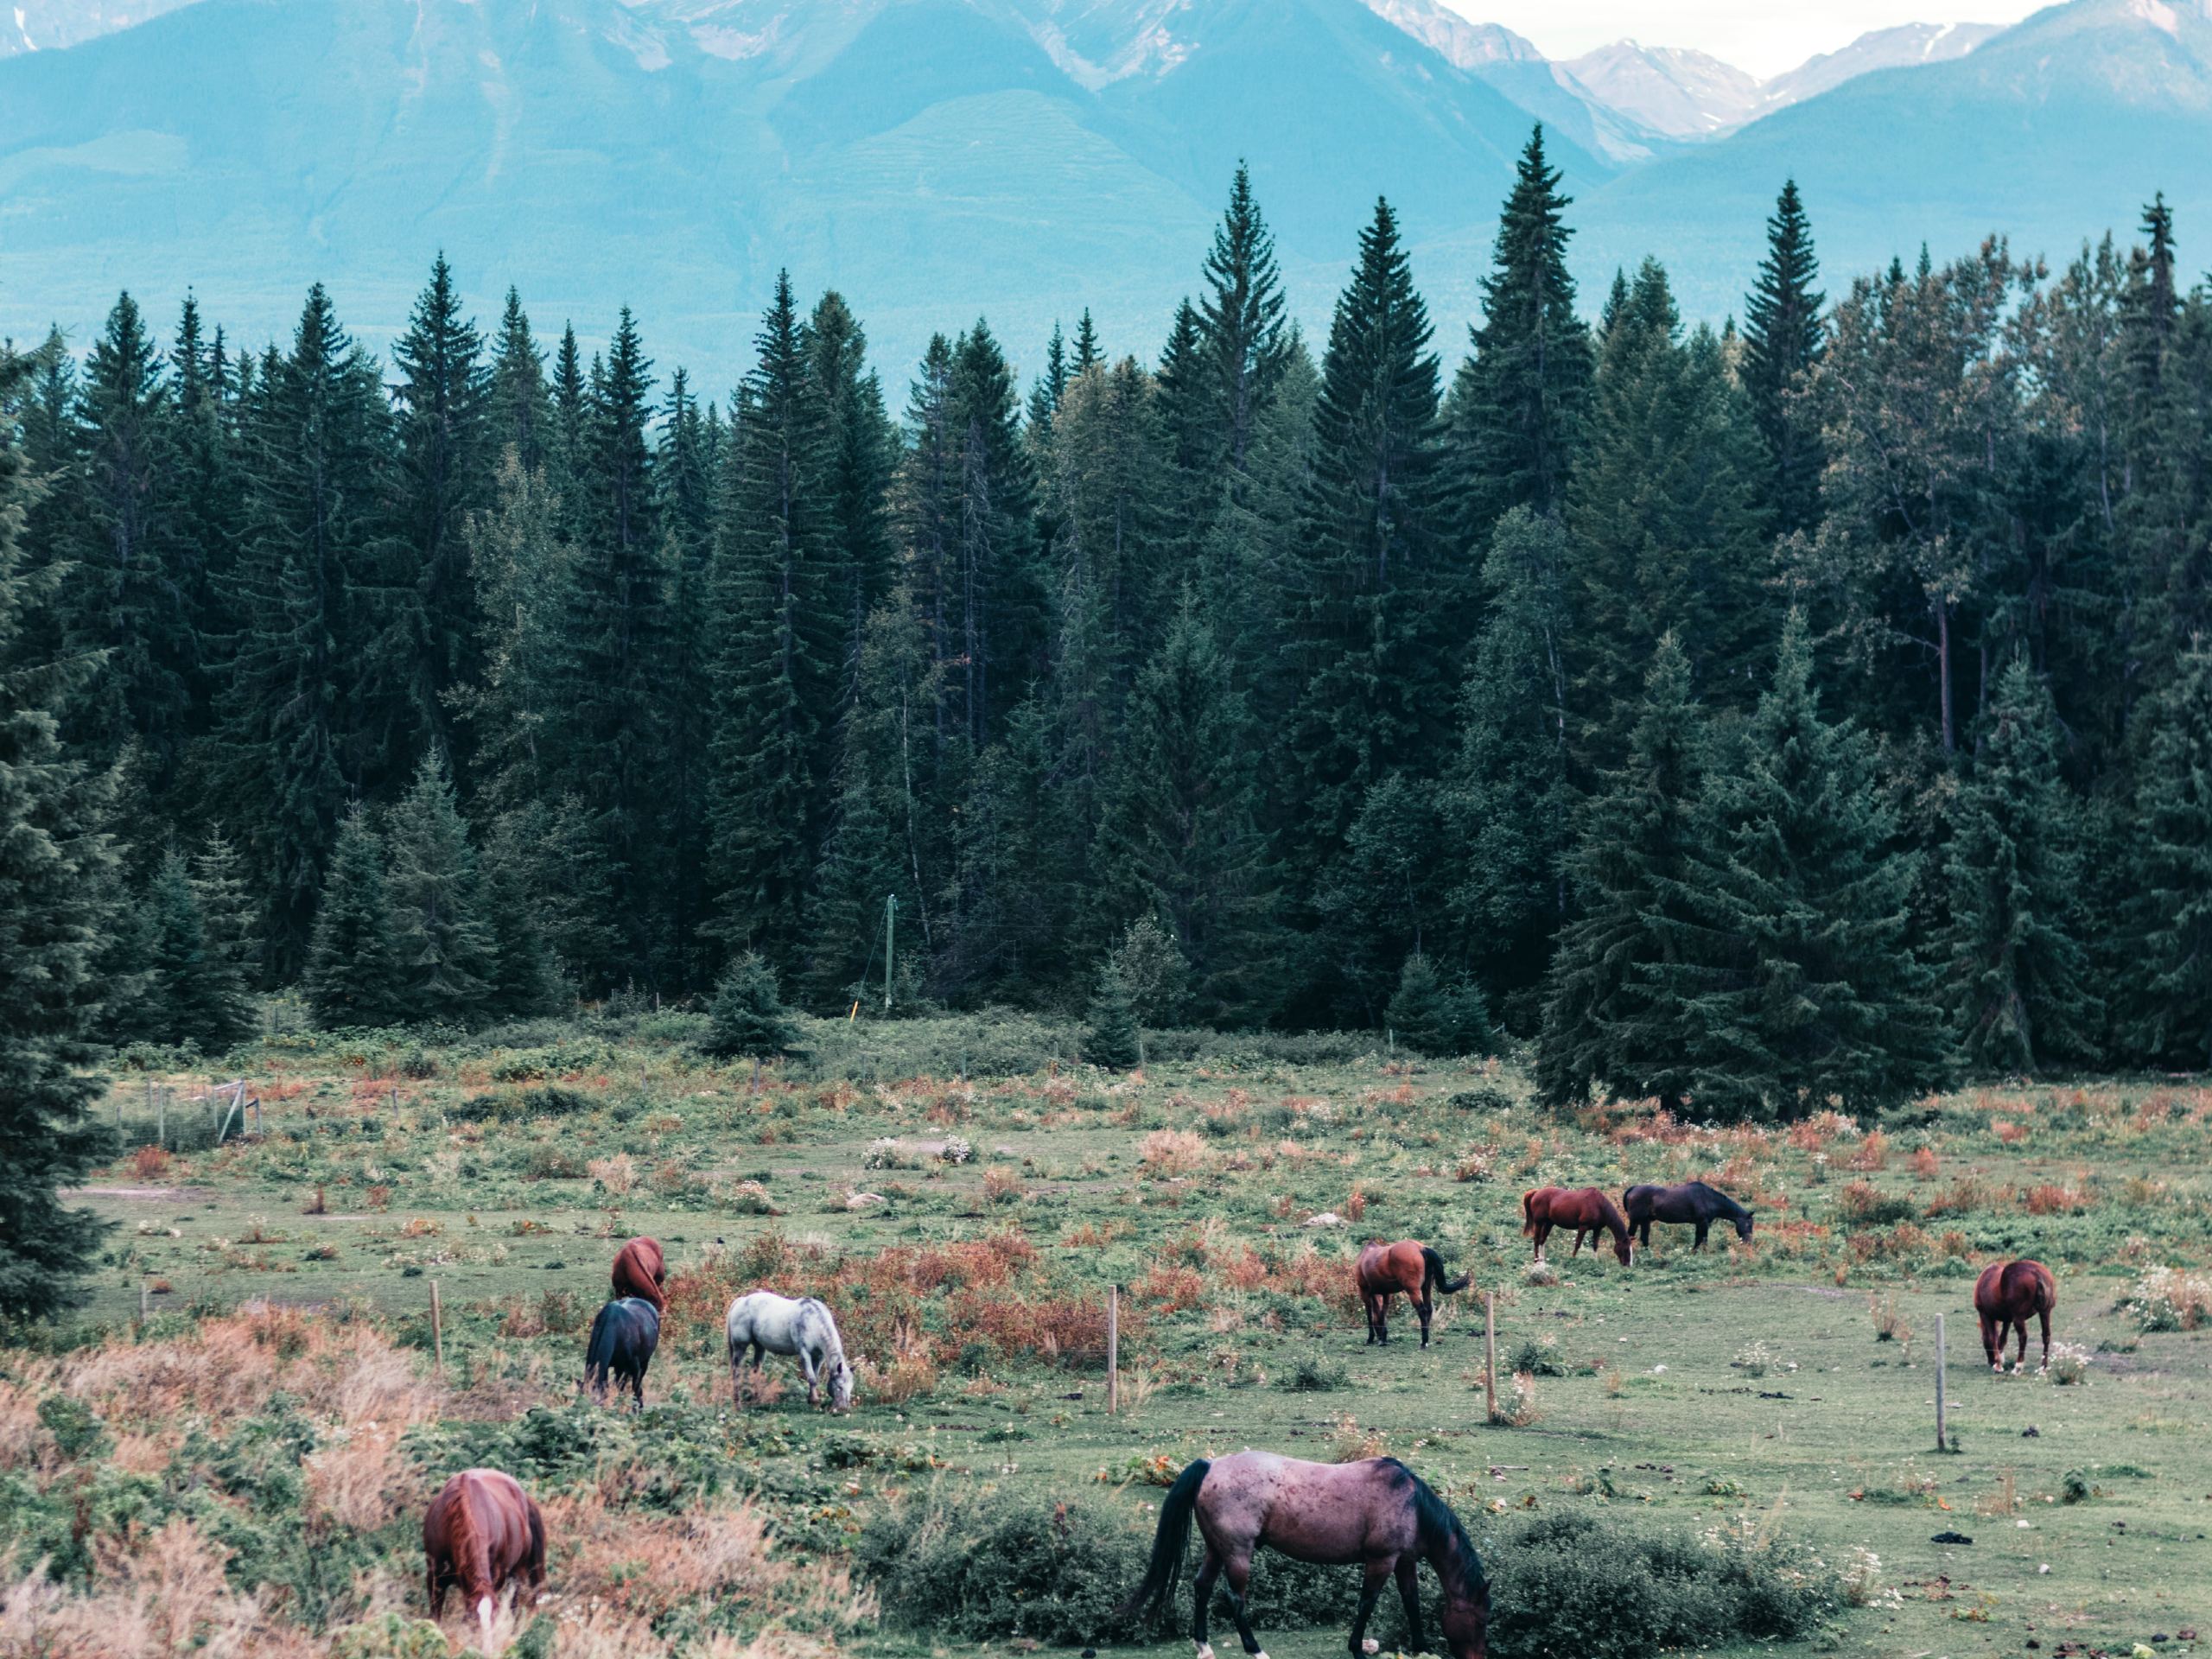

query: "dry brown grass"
left=1137, top=1128, right=1208, bottom=1177
left=0, top=1517, right=317, bottom=1659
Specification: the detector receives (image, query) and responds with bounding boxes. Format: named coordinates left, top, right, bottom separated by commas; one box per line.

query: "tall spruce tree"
left=709, top=273, right=839, bottom=960
left=1944, top=658, right=2099, bottom=1071
left=2123, top=639, right=2212, bottom=1065
left=488, top=288, right=550, bottom=474
left=390, top=254, right=492, bottom=762
left=142, top=845, right=255, bottom=1052
left=1674, top=613, right=1946, bottom=1118
left=807, top=291, right=897, bottom=716
left=0, top=346, right=118, bottom=1321
left=1536, top=632, right=1706, bottom=1108
left=303, top=804, right=404, bottom=1028
left=1200, top=161, right=1293, bottom=474
left=1449, top=125, right=1594, bottom=536
left=385, top=748, right=494, bottom=1024
left=1282, top=197, right=1450, bottom=899
left=1741, top=180, right=1827, bottom=535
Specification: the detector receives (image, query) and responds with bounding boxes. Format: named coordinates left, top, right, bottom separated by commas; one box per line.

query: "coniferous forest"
left=5, top=130, right=2212, bottom=1144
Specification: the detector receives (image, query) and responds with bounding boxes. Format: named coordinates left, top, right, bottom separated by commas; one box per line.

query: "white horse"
left=725, top=1290, right=855, bottom=1412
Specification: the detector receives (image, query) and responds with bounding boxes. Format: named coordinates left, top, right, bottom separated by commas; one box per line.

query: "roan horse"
left=1354, top=1240, right=1470, bottom=1348
left=611, top=1236, right=668, bottom=1312
left=726, top=1290, right=855, bottom=1411
left=1119, top=1451, right=1489, bottom=1659
left=423, top=1468, right=546, bottom=1650
left=1974, top=1259, right=2058, bottom=1374
left=582, top=1296, right=661, bottom=1409
left=1522, top=1186, right=1633, bottom=1266
left=1621, top=1181, right=1754, bottom=1252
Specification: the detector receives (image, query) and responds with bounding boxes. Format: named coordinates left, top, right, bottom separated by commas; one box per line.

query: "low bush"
left=857, top=1495, right=1838, bottom=1658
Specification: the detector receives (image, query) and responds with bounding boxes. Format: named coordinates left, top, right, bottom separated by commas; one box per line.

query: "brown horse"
left=423, top=1468, right=546, bottom=1649
left=612, top=1236, right=667, bottom=1312
left=1974, top=1259, right=2057, bottom=1374
left=1522, top=1186, right=1632, bottom=1267
left=1118, top=1450, right=1489, bottom=1659
left=1355, top=1240, right=1470, bottom=1348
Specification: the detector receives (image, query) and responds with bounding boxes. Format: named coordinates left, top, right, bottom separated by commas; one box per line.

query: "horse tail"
left=447, top=1478, right=493, bottom=1599
left=1114, top=1456, right=1210, bottom=1624
left=583, top=1303, right=619, bottom=1393
left=1521, top=1189, right=1540, bottom=1236
left=1421, top=1246, right=1469, bottom=1296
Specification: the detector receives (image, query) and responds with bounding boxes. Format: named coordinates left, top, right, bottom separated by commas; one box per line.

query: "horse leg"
left=800, top=1343, right=822, bottom=1407
left=1347, top=1559, right=1392, bottom=1656
left=1394, top=1554, right=1427, bottom=1654
left=2012, top=1319, right=2030, bottom=1374
left=1221, top=1551, right=1268, bottom=1659
left=1694, top=1221, right=1710, bottom=1251
left=1190, top=1546, right=1222, bottom=1659
left=1571, top=1229, right=1587, bottom=1257
left=1415, top=1293, right=1433, bottom=1350
left=1531, top=1222, right=1548, bottom=1262
left=1979, top=1313, right=1999, bottom=1372
left=2037, top=1306, right=2052, bottom=1373
left=427, top=1555, right=446, bottom=1619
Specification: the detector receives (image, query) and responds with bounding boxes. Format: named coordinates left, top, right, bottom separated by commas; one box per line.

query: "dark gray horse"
left=582, top=1296, right=661, bottom=1409
left=1621, top=1181, right=1753, bottom=1252
left=1118, top=1450, right=1489, bottom=1659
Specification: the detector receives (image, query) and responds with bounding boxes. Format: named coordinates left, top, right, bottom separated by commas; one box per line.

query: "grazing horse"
left=1974, top=1259, right=2057, bottom=1374
left=1522, top=1186, right=1632, bottom=1267
left=582, top=1296, right=661, bottom=1410
left=726, top=1290, right=855, bottom=1411
left=1354, top=1240, right=1470, bottom=1348
left=423, top=1468, right=545, bottom=1650
left=1621, top=1181, right=1754, bottom=1252
left=1118, top=1451, right=1489, bottom=1659
left=611, top=1236, right=668, bottom=1312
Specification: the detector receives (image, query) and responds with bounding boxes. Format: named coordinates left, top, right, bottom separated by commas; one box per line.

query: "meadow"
left=5, top=1007, right=2209, bottom=1659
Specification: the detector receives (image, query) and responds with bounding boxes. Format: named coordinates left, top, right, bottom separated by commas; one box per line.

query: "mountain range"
left=0, top=0, right=2204, bottom=386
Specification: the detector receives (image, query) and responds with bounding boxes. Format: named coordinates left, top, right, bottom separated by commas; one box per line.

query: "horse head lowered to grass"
left=1522, top=1185, right=1633, bottom=1267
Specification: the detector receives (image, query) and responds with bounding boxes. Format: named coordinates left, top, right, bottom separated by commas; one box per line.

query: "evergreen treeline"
left=8, top=133, right=2212, bottom=1129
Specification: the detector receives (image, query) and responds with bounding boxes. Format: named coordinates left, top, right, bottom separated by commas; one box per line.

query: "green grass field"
left=14, top=1011, right=2212, bottom=1659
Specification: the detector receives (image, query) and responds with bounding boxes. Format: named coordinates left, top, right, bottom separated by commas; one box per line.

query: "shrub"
left=2045, top=1341, right=2093, bottom=1385
left=702, top=952, right=801, bottom=1060
left=1385, top=953, right=1492, bottom=1058
left=1508, top=1335, right=1565, bottom=1377
left=1276, top=1356, right=1349, bottom=1392
left=2122, top=1266, right=2212, bottom=1332
left=1732, top=1339, right=1780, bottom=1377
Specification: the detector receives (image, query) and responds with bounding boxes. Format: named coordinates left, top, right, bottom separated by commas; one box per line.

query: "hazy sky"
left=1442, top=0, right=2050, bottom=75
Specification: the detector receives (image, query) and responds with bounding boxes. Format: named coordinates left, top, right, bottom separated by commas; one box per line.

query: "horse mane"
left=1595, top=1192, right=1631, bottom=1240
left=1399, top=1463, right=1487, bottom=1599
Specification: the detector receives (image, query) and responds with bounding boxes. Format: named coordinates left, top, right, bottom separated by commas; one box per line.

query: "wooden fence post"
left=1934, top=1313, right=1948, bottom=1450
left=431, top=1281, right=445, bottom=1380
left=138, top=1281, right=150, bottom=1325
left=1107, top=1284, right=1120, bottom=1415
left=1485, top=1290, right=1499, bottom=1424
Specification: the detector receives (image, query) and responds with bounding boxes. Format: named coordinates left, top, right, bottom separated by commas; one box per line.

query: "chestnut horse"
left=1118, top=1450, right=1490, bottom=1659
left=612, top=1236, right=667, bottom=1312
left=1522, top=1186, right=1632, bottom=1266
left=423, top=1468, right=545, bottom=1649
left=1355, top=1240, right=1470, bottom=1348
left=1974, top=1259, right=2057, bottom=1374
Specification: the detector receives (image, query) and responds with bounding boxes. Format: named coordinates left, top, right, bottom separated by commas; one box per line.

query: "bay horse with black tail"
left=1118, top=1450, right=1489, bottom=1659
left=582, top=1296, right=661, bottom=1409
left=1974, top=1259, right=2057, bottom=1374
left=612, top=1236, right=668, bottom=1312
left=1621, top=1181, right=1753, bottom=1252
left=1355, top=1240, right=1470, bottom=1348
left=1522, top=1186, right=1632, bottom=1266
left=423, top=1468, right=545, bottom=1650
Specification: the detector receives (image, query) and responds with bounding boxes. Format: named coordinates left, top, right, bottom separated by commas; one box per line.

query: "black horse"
left=582, top=1296, right=661, bottom=1409
left=1621, top=1181, right=1753, bottom=1252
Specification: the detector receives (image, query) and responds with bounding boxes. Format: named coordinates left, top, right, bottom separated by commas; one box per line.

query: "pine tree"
left=1027, top=320, right=1069, bottom=435
left=1095, top=601, right=1278, bottom=1024
left=168, top=294, right=244, bottom=684
left=1567, top=259, right=1770, bottom=768
left=1741, top=180, right=1827, bottom=534
left=216, top=284, right=393, bottom=976
left=704, top=951, right=801, bottom=1059
left=1072, top=309, right=1103, bottom=375
left=1110, top=912, right=1190, bottom=1027
left=1386, top=952, right=1491, bottom=1058
left=0, top=346, right=120, bottom=1321
left=66, top=291, right=196, bottom=786
left=477, top=816, right=562, bottom=1020
left=142, top=845, right=254, bottom=1052
left=1449, top=125, right=1595, bottom=536
left=709, top=273, right=840, bottom=961
left=1675, top=613, right=1947, bottom=1118
left=303, top=805, right=404, bottom=1028
left=488, top=287, right=550, bottom=474
left=1318, top=772, right=1451, bottom=1015
left=1535, top=633, right=1706, bottom=1107
left=1200, top=161, right=1292, bottom=474
left=191, top=828, right=264, bottom=995
left=1282, top=198, right=1450, bottom=894
left=2123, top=639, right=2212, bottom=1065
left=807, top=291, right=897, bottom=717
left=384, top=748, right=494, bottom=1024
left=1081, top=956, right=1141, bottom=1070
left=1942, top=659, right=2099, bottom=1071
left=390, top=253, right=492, bottom=762
left=1444, top=508, right=1577, bottom=1016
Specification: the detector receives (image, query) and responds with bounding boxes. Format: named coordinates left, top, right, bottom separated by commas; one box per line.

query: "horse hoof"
left=1195, top=1644, right=1214, bottom=1659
